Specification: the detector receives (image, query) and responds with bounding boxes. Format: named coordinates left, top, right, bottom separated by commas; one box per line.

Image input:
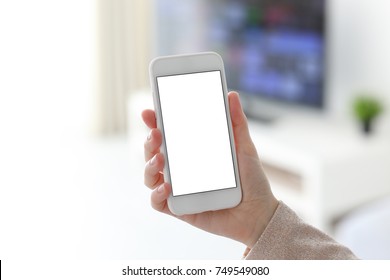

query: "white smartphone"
left=149, top=52, right=242, bottom=215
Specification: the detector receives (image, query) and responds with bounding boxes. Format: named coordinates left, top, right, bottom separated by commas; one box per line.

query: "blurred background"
left=0, top=0, right=389, bottom=260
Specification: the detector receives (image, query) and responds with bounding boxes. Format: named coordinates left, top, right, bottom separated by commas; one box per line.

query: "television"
left=154, top=0, right=326, bottom=122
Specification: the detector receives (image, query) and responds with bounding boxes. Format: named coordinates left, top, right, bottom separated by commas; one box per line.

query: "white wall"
left=0, top=0, right=97, bottom=259
left=327, top=0, right=390, bottom=126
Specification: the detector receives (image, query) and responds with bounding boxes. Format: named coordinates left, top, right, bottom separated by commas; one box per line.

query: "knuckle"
left=144, top=167, right=162, bottom=189
left=144, top=138, right=152, bottom=151
left=150, top=198, right=162, bottom=212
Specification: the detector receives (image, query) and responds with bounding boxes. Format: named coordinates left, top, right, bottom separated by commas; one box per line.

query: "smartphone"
left=149, top=52, right=242, bottom=215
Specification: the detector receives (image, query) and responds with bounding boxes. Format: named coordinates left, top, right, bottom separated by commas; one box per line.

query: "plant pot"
left=362, top=119, right=372, bottom=135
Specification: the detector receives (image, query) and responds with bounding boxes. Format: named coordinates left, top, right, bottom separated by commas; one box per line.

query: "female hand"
left=142, top=92, right=278, bottom=248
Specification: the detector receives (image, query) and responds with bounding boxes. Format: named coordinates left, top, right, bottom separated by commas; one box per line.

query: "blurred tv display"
left=155, top=0, right=326, bottom=108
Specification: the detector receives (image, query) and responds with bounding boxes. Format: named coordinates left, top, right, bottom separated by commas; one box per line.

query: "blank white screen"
left=157, top=71, right=237, bottom=196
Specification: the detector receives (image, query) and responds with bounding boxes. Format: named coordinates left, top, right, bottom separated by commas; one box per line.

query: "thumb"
left=228, top=92, right=257, bottom=155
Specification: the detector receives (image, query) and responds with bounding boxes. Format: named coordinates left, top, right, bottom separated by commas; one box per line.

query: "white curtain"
left=94, top=0, right=153, bottom=135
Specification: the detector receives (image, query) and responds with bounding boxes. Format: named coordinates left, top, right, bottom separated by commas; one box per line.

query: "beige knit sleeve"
left=245, top=201, right=358, bottom=260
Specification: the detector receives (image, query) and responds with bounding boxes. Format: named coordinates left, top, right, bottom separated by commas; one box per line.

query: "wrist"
left=246, top=196, right=279, bottom=248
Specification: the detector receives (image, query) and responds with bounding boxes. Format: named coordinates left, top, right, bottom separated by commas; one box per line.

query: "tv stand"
left=248, top=116, right=390, bottom=234
left=244, top=110, right=277, bottom=124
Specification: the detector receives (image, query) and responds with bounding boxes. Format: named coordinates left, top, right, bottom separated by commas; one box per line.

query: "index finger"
left=141, top=109, right=157, bottom=129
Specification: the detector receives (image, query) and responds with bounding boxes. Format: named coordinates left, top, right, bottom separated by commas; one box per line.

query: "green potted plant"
left=353, top=95, right=383, bottom=135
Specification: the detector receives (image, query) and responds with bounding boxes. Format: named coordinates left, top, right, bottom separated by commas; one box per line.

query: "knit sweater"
left=245, top=202, right=358, bottom=260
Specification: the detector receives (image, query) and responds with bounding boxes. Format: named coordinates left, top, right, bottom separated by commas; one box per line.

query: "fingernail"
left=157, top=184, right=165, bottom=193
left=150, top=155, right=157, bottom=165
left=147, top=130, right=153, bottom=141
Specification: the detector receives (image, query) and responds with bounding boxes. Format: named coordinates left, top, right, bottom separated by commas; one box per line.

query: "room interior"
left=0, top=0, right=389, bottom=260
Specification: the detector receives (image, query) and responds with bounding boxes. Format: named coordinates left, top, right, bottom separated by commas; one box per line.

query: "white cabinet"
left=248, top=116, right=390, bottom=234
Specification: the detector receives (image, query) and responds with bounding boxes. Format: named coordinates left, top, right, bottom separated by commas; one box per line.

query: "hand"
left=141, top=92, right=278, bottom=248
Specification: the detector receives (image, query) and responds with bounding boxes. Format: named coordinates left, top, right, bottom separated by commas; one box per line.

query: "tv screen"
left=155, top=0, right=325, bottom=109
